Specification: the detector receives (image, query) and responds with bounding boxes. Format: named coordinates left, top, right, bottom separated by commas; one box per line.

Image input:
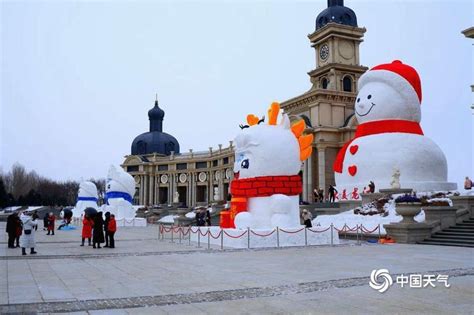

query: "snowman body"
left=72, top=181, right=98, bottom=218
left=102, top=165, right=137, bottom=220
left=334, top=61, right=456, bottom=192
left=335, top=132, right=455, bottom=192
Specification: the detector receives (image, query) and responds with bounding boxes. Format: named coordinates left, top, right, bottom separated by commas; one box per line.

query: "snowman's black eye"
left=241, top=159, right=249, bottom=169
left=357, top=98, right=360, bottom=103
left=367, top=95, right=372, bottom=99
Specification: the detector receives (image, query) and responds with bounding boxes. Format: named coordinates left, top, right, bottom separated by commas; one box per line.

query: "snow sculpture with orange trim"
left=224, top=102, right=313, bottom=229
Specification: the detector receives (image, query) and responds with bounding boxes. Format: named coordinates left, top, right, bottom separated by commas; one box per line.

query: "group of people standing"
left=313, top=185, right=338, bottom=203
left=81, top=211, right=117, bottom=248
left=6, top=211, right=39, bottom=255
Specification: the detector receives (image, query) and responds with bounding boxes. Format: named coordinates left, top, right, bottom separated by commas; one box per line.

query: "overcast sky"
left=1, top=0, right=473, bottom=188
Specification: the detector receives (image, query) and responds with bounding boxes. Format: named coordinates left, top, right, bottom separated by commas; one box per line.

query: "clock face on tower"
left=320, top=44, right=329, bottom=61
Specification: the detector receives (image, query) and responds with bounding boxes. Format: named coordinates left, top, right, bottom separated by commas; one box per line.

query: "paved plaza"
left=0, top=222, right=473, bottom=314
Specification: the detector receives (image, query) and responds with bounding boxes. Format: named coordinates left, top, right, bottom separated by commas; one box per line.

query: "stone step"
left=446, top=227, right=474, bottom=232
left=418, top=240, right=474, bottom=248
left=456, top=223, right=474, bottom=227
left=421, top=238, right=474, bottom=245
left=436, top=231, right=474, bottom=237
left=430, top=235, right=474, bottom=241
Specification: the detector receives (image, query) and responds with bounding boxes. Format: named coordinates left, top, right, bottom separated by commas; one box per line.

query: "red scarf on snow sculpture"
left=231, top=175, right=302, bottom=198
left=333, top=119, right=424, bottom=173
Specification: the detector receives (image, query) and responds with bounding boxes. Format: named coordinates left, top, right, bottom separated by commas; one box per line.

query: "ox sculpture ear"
left=280, top=114, right=291, bottom=130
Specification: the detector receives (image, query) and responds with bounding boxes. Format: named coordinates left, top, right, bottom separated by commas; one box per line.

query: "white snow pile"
left=425, top=197, right=453, bottom=206
left=158, top=215, right=179, bottom=224
left=185, top=211, right=196, bottom=219
left=313, top=199, right=425, bottom=235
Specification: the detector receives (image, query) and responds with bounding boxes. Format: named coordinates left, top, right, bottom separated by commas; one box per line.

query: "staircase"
left=418, top=218, right=474, bottom=248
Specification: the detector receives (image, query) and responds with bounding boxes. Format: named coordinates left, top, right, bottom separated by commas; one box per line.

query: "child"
left=46, top=212, right=55, bottom=235
left=107, top=214, right=117, bottom=248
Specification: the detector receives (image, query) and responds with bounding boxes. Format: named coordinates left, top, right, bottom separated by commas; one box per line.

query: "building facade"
left=124, top=0, right=368, bottom=205
left=281, top=0, right=367, bottom=202
left=122, top=99, right=235, bottom=207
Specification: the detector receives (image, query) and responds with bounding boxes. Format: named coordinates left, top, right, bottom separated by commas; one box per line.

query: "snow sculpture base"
left=115, top=218, right=147, bottom=227
left=189, top=226, right=339, bottom=249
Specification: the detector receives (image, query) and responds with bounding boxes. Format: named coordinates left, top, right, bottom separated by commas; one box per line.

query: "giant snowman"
left=102, top=165, right=137, bottom=219
left=230, top=102, right=313, bottom=229
left=334, top=60, right=456, bottom=192
left=72, top=181, right=99, bottom=218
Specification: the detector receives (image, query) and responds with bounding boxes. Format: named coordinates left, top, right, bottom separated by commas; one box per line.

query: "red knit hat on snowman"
left=358, top=60, right=422, bottom=106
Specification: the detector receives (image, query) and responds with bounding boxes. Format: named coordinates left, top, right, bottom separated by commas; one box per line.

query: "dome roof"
left=131, top=131, right=180, bottom=156
left=148, top=100, right=164, bottom=120
left=316, top=0, right=357, bottom=31
left=130, top=97, right=180, bottom=156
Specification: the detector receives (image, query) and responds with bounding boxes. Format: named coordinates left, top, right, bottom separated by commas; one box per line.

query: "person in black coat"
left=368, top=181, right=375, bottom=193
left=328, top=185, right=338, bottom=203
left=196, top=208, right=206, bottom=227
left=92, top=212, right=105, bottom=248
left=103, top=212, right=111, bottom=248
left=6, top=213, right=19, bottom=248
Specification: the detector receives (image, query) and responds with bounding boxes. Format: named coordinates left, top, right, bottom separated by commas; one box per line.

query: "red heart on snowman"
left=349, top=145, right=358, bottom=155
left=348, top=165, right=357, bottom=176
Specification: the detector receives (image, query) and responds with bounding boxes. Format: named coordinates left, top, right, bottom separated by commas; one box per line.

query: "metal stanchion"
left=356, top=224, right=360, bottom=245
left=220, top=229, right=224, bottom=250
left=247, top=227, right=250, bottom=249
left=171, top=226, right=174, bottom=243
left=188, top=227, right=191, bottom=246
left=330, top=223, right=334, bottom=246
left=304, top=227, right=308, bottom=246
left=197, top=228, right=201, bottom=248
left=276, top=227, right=280, bottom=248
left=179, top=226, right=182, bottom=244
left=378, top=224, right=381, bottom=240
left=207, top=229, right=210, bottom=250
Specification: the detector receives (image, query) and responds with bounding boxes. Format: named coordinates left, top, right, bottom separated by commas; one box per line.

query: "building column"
left=149, top=175, right=154, bottom=206
left=187, top=173, right=192, bottom=207
left=306, top=151, right=313, bottom=202
left=192, top=173, right=196, bottom=206
left=143, top=175, right=148, bottom=206
left=318, top=147, right=326, bottom=195
left=140, top=175, right=144, bottom=205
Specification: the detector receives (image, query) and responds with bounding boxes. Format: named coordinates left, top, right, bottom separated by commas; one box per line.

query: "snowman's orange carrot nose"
left=268, top=102, right=280, bottom=125
left=246, top=114, right=259, bottom=126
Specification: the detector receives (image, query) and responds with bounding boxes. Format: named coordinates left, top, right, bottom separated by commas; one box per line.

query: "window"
left=223, top=157, right=229, bottom=165
left=176, top=163, right=187, bottom=170
left=158, top=165, right=168, bottom=171
left=343, top=76, right=352, bottom=92
left=321, top=77, right=328, bottom=89
left=212, top=160, right=218, bottom=167
left=196, top=161, right=207, bottom=169
left=127, top=166, right=138, bottom=172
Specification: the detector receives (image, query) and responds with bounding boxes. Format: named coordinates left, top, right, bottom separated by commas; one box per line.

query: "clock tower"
left=281, top=0, right=368, bottom=202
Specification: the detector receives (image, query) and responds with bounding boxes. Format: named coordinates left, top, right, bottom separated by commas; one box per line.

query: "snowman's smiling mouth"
left=356, top=102, right=376, bottom=117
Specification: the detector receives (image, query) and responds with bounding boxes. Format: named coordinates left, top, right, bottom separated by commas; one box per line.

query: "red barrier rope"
left=279, top=227, right=305, bottom=234
left=209, top=230, right=223, bottom=239
left=308, top=226, right=331, bottom=233
left=162, top=226, right=173, bottom=233
left=250, top=229, right=276, bottom=237
left=360, top=225, right=380, bottom=234
left=334, top=224, right=347, bottom=232
left=181, top=228, right=191, bottom=236
left=199, top=229, right=209, bottom=237
left=345, top=225, right=358, bottom=232
left=223, top=230, right=248, bottom=238
left=190, top=227, right=199, bottom=234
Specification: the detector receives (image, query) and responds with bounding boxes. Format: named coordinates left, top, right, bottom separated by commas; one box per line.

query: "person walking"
left=328, top=185, right=338, bottom=203
left=43, top=214, right=49, bottom=231
left=92, top=212, right=105, bottom=249
left=196, top=207, right=206, bottom=227
left=301, top=209, right=313, bottom=228
left=81, top=214, right=94, bottom=246
left=313, top=188, right=319, bottom=203
left=107, top=214, right=117, bottom=248
left=19, top=212, right=38, bottom=255
left=46, top=212, right=55, bottom=235
left=6, top=213, right=18, bottom=248
left=103, top=212, right=111, bottom=247
left=465, top=176, right=473, bottom=190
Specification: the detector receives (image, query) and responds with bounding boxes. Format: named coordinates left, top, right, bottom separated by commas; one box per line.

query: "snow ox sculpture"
left=223, top=102, right=313, bottom=229
left=72, top=181, right=99, bottom=218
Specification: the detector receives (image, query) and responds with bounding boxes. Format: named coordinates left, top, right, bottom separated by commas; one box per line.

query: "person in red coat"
left=107, top=214, right=117, bottom=248
left=81, top=214, right=94, bottom=246
left=46, top=212, right=56, bottom=235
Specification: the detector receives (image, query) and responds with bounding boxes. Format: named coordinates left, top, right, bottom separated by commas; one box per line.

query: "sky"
left=1, top=0, right=473, bottom=188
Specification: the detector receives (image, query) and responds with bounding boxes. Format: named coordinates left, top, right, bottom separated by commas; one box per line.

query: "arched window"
left=321, top=77, right=328, bottom=89
left=343, top=76, right=352, bottom=92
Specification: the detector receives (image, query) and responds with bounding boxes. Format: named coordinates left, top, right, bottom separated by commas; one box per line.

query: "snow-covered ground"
left=158, top=214, right=179, bottom=224
left=313, top=199, right=425, bottom=235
